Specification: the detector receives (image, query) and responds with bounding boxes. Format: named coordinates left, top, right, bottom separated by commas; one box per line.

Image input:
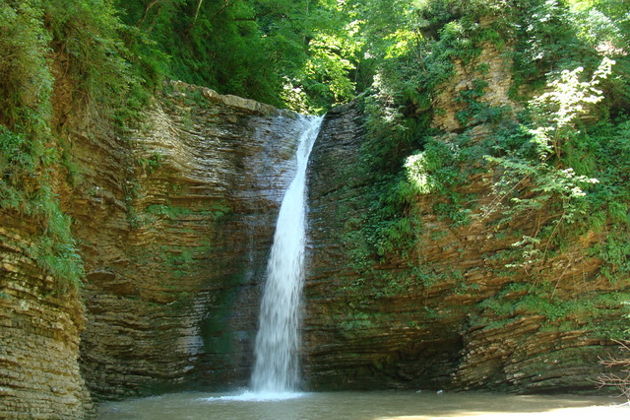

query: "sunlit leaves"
left=528, top=57, right=615, bottom=159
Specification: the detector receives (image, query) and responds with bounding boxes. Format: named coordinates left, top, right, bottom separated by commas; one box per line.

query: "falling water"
left=250, top=115, right=324, bottom=394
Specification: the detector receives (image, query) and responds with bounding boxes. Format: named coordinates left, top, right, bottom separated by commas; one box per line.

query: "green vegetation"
left=144, top=202, right=231, bottom=224
left=326, top=0, right=629, bottom=342
left=348, top=3, right=625, bottom=248
left=0, top=125, right=84, bottom=289
left=0, top=1, right=85, bottom=290
left=111, top=0, right=362, bottom=112
left=160, top=242, right=215, bottom=279
left=0, top=0, right=627, bottom=339
left=352, top=0, right=628, bottom=260
left=476, top=282, right=629, bottom=339
left=146, top=202, right=228, bottom=216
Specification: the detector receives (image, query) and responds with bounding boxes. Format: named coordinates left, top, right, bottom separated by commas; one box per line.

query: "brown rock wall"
left=1, top=80, right=306, bottom=417
left=0, top=218, right=91, bottom=419
left=302, top=100, right=628, bottom=392
left=432, top=43, right=516, bottom=131
left=72, top=82, right=304, bottom=399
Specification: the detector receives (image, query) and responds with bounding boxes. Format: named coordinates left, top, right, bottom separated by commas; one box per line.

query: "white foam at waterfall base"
left=249, top=115, right=324, bottom=394
left=200, top=390, right=308, bottom=403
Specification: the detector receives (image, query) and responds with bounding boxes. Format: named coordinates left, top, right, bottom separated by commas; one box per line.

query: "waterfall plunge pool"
left=97, top=391, right=628, bottom=419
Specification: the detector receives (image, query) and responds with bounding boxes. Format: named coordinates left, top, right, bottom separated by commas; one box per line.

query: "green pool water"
left=97, top=390, right=628, bottom=420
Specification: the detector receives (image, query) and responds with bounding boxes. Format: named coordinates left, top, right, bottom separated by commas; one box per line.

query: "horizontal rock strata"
left=0, top=218, right=91, bottom=419
left=303, top=101, right=628, bottom=392
left=1, top=81, right=306, bottom=417
left=74, top=82, right=303, bottom=399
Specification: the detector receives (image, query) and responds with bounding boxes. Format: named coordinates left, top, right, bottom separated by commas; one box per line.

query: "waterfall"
left=251, top=115, right=323, bottom=393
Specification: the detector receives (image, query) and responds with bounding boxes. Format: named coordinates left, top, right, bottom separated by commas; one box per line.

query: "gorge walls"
left=74, top=83, right=304, bottom=398
left=0, top=218, right=90, bottom=418
left=1, top=81, right=304, bottom=416
left=1, top=63, right=627, bottom=420
left=303, top=94, right=628, bottom=393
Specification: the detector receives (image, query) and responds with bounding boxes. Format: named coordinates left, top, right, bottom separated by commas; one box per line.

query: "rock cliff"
left=1, top=81, right=304, bottom=416
left=75, top=83, right=305, bottom=399
left=0, top=217, right=91, bottom=418
left=303, top=99, right=628, bottom=393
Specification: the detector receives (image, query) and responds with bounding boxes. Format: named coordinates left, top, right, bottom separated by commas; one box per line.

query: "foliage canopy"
left=0, top=0, right=628, bottom=316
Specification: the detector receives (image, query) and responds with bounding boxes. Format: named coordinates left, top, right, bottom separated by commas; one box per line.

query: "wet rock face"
left=74, top=82, right=303, bottom=399
left=303, top=101, right=625, bottom=392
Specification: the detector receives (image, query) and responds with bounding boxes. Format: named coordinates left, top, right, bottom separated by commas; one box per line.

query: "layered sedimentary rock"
left=74, top=82, right=303, bottom=399
left=1, top=81, right=304, bottom=417
left=303, top=97, right=627, bottom=392
left=0, top=217, right=91, bottom=419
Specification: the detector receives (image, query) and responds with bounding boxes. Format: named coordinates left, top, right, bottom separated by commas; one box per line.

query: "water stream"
left=250, top=115, right=324, bottom=394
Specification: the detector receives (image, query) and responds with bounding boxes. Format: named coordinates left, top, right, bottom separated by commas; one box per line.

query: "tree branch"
left=192, top=0, right=204, bottom=25
left=139, top=0, right=160, bottom=26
